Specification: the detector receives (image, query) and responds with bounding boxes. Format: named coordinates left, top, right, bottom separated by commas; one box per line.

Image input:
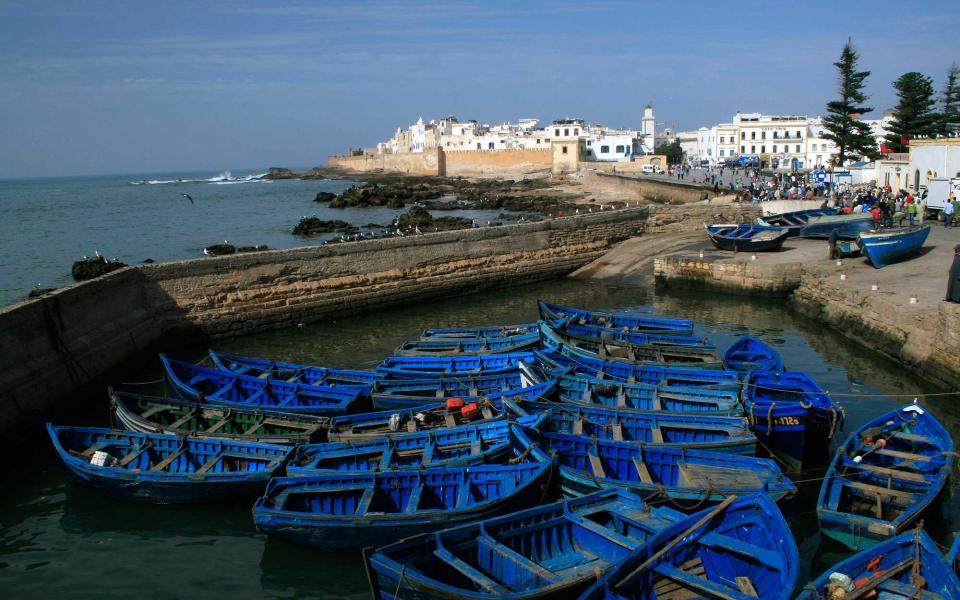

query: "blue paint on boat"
left=209, top=349, right=378, bottom=387
left=817, top=403, right=954, bottom=550
left=251, top=458, right=555, bottom=551
left=47, top=424, right=291, bottom=503
left=289, top=413, right=546, bottom=474
left=723, top=336, right=784, bottom=374
left=580, top=492, right=798, bottom=600
left=799, top=212, right=875, bottom=239
left=513, top=426, right=795, bottom=503
left=421, top=323, right=538, bottom=339
left=394, top=331, right=540, bottom=356
left=757, top=207, right=839, bottom=237
left=857, top=224, right=931, bottom=268
left=535, top=349, right=744, bottom=389
left=538, top=300, right=694, bottom=335
left=550, top=371, right=742, bottom=415
left=377, top=351, right=537, bottom=378
left=558, top=322, right=714, bottom=348
left=949, top=531, right=960, bottom=576
left=365, top=489, right=686, bottom=600
left=161, top=355, right=369, bottom=415
left=797, top=529, right=960, bottom=599
left=706, top=224, right=791, bottom=252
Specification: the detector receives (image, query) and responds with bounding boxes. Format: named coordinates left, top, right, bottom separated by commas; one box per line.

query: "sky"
left=1, top=0, right=959, bottom=178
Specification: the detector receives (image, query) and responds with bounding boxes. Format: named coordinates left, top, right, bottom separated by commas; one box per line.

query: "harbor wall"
left=326, top=148, right=444, bottom=176
left=593, top=172, right=716, bottom=204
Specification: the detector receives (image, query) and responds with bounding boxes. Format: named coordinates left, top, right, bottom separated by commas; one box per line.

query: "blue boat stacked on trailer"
left=539, top=321, right=725, bottom=368
left=797, top=529, right=960, bottom=599
left=288, top=413, right=546, bottom=474
left=365, top=489, right=686, bottom=600
left=580, top=492, right=798, bottom=600
left=538, top=300, right=694, bottom=335
left=377, top=351, right=537, bottom=378
left=706, top=223, right=791, bottom=252
left=817, top=403, right=954, bottom=550
left=513, top=426, right=795, bottom=503
left=536, top=349, right=744, bottom=390
left=745, top=370, right=843, bottom=472
left=47, top=425, right=291, bottom=503
left=161, top=355, right=369, bottom=416
left=251, top=459, right=555, bottom=551
left=757, top=207, right=839, bottom=237
left=799, top=212, right=875, bottom=239
left=723, top=335, right=784, bottom=374
left=394, top=331, right=539, bottom=356
left=857, top=224, right=931, bottom=268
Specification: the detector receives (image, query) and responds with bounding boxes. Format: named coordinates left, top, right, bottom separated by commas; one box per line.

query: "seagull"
left=203, top=248, right=210, bottom=256
left=415, top=226, right=422, bottom=235
left=181, top=193, right=194, bottom=205
left=472, top=219, right=478, bottom=228
left=94, top=250, right=100, bottom=258
left=576, top=208, right=580, bottom=214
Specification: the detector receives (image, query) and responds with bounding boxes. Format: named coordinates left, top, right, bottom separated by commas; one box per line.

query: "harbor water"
left=2, top=278, right=958, bottom=598
left=0, top=171, right=512, bottom=308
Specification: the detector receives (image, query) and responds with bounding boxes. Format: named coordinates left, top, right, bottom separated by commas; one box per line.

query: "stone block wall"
left=444, top=148, right=551, bottom=176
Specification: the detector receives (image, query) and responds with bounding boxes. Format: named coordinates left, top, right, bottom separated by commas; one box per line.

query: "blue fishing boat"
left=706, top=223, right=791, bottom=252
left=536, top=349, right=744, bottom=390
left=799, top=212, right=874, bottom=239
left=538, top=300, right=694, bottom=335
left=110, top=389, right=329, bottom=444
left=251, top=459, right=555, bottom=551
left=377, top=351, right=537, bottom=379
left=540, top=321, right=724, bottom=368
left=517, top=401, right=756, bottom=455
left=745, top=370, right=843, bottom=472
left=550, top=371, right=742, bottom=415
left=817, top=403, right=954, bottom=550
left=513, top=426, right=795, bottom=503
left=394, top=331, right=539, bottom=356
left=47, top=424, right=291, bottom=503
left=288, top=413, right=546, bottom=474
left=209, top=349, right=377, bottom=387
left=580, top=492, right=798, bottom=600
left=949, top=531, right=960, bottom=575
left=835, top=239, right=861, bottom=258
left=797, top=529, right=960, bottom=599
left=723, top=336, right=784, bottom=374
left=161, top=355, right=369, bottom=416
left=328, top=381, right=556, bottom=441
left=365, top=489, right=685, bottom=600
left=559, top=322, right=714, bottom=348
left=757, top=207, right=838, bottom=237
left=421, top=323, right=538, bottom=339
left=857, top=224, right=931, bottom=268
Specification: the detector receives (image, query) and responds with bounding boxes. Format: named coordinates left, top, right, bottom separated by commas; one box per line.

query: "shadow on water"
left=2, top=278, right=960, bottom=596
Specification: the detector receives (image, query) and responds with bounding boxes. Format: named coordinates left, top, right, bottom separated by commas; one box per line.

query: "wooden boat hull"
left=796, top=530, right=960, bottom=599
left=47, top=425, right=291, bottom=504
left=817, top=403, right=954, bottom=550
left=706, top=224, right=791, bottom=252
left=757, top=208, right=839, bottom=237
left=722, top=335, right=784, bottom=374
left=377, top=352, right=536, bottom=379
left=580, top=492, right=798, bottom=600
left=394, top=332, right=539, bottom=356
left=420, top=323, right=538, bottom=339
left=110, top=389, right=328, bottom=444
left=551, top=372, right=742, bottom=416
left=252, top=460, right=555, bottom=551
left=514, top=427, right=795, bottom=504
left=538, top=300, right=694, bottom=335
left=799, top=213, right=874, bottom=239
left=366, top=489, right=685, bottom=600
left=209, top=349, right=377, bottom=387
left=857, top=224, right=931, bottom=268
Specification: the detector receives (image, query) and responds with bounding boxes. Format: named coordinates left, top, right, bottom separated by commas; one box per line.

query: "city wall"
left=326, top=148, right=444, bottom=176
left=443, top=148, right=551, bottom=176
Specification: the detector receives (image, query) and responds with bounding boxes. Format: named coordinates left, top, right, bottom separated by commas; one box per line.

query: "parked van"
left=922, top=178, right=960, bottom=218
left=641, top=164, right=663, bottom=174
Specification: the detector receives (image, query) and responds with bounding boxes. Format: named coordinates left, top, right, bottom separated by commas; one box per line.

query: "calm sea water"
left=1, top=279, right=957, bottom=598
left=0, top=170, right=510, bottom=308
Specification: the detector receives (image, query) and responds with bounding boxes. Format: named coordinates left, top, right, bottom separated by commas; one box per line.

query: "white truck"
left=921, top=177, right=960, bottom=219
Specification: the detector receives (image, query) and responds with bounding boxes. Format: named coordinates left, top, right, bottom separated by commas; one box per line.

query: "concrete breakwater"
left=653, top=225, right=960, bottom=391
left=0, top=203, right=755, bottom=439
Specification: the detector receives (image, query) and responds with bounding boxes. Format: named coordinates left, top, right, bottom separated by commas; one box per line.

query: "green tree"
left=884, top=72, right=938, bottom=152
left=822, top=39, right=879, bottom=164
left=940, top=63, right=960, bottom=136
left=655, top=138, right=683, bottom=165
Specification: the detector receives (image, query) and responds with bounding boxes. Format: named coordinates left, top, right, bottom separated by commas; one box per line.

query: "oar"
left=613, top=495, right=737, bottom=592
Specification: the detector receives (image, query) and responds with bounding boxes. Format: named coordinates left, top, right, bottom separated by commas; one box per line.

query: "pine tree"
left=940, top=63, right=960, bottom=136
left=884, top=72, right=938, bottom=152
left=822, top=39, right=879, bottom=165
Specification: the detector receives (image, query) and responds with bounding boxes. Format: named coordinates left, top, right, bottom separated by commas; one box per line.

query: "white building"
left=909, top=138, right=960, bottom=191
left=409, top=117, right=426, bottom=153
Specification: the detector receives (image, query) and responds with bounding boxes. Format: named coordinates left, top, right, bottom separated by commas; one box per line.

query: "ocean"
left=0, top=169, right=509, bottom=308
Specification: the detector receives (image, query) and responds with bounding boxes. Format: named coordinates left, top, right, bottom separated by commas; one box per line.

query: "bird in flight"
left=181, top=193, right=194, bottom=205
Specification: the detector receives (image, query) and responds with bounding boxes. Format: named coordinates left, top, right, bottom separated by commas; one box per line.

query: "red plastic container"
left=446, top=398, right=465, bottom=411
left=461, top=403, right=479, bottom=420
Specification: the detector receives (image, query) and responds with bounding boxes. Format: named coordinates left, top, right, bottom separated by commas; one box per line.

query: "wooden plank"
left=890, top=431, right=934, bottom=444
left=151, top=447, right=187, bottom=472
left=650, top=564, right=738, bottom=600
left=843, top=462, right=927, bottom=483
left=477, top=535, right=559, bottom=582
left=572, top=418, right=584, bottom=436
left=736, top=576, right=758, bottom=597
left=633, top=458, right=653, bottom=483
left=456, top=481, right=472, bottom=508
left=588, top=454, right=607, bottom=478
left=139, top=406, right=168, bottom=419
left=118, top=444, right=150, bottom=468
left=611, top=423, right=624, bottom=442
left=196, top=452, right=222, bottom=474
left=80, top=440, right=110, bottom=458
left=651, top=427, right=664, bottom=443
left=406, top=420, right=417, bottom=433
left=404, top=483, right=424, bottom=513
left=432, top=547, right=507, bottom=594
left=205, top=417, right=233, bottom=434
left=243, top=419, right=266, bottom=435
left=470, top=439, right=482, bottom=456
left=169, top=412, right=196, bottom=429
left=847, top=481, right=917, bottom=501
left=873, top=448, right=932, bottom=462
left=444, top=414, right=456, bottom=428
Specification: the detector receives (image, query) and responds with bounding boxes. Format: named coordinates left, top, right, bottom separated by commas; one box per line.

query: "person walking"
left=944, top=196, right=954, bottom=228
left=828, top=228, right=839, bottom=260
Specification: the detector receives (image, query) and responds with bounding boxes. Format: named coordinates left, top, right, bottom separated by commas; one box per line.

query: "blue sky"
left=1, top=0, right=958, bottom=178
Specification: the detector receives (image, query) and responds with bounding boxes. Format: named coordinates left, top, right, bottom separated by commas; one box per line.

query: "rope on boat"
left=766, top=403, right=776, bottom=437
left=119, top=377, right=166, bottom=386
